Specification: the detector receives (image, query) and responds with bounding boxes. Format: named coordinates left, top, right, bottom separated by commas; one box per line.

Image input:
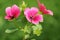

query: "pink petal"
left=47, top=10, right=53, bottom=16
left=24, top=8, right=32, bottom=17
left=38, top=3, right=47, bottom=14
left=39, top=4, right=46, bottom=12
left=37, top=0, right=46, bottom=11
left=38, top=14, right=43, bottom=22
left=31, top=7, right=38, bottom=16
left=5, top=7, right=12, bottom=16
left=5, top=16, right=11, bottom=20
left=24, top=8, right=32, bottom=22
left=32, top=14, right=43, bottom=24
left=24, top=8, right=31, bottom=16
left=43, top=9, right=48, bottom=14
left=25, top=16, right=31, bottom=22
left=12, top=5, right=20, bottom=18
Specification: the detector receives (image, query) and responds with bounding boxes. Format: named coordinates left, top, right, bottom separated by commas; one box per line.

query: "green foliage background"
left=0, top=0, right=60, bottom=40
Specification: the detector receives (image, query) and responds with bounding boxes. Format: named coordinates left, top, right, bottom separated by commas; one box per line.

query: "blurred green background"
left=0, top=0, right=60, bottom=40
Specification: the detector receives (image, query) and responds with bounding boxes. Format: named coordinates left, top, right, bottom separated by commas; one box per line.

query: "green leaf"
left=32, top=24, right=42, bottom=36
left=31, top=39, right=36, bottom=40
left=24, top=34, right=30, bottom=39
left=21, top=26, right=31, bottom=34
left=33, top=28, right=42, bottom=36
left=5, top=29, right=18, bottom=33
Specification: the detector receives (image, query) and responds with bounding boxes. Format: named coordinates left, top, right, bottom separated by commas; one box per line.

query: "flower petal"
left=32, top=14, right=43, bottom=24
left=25, top=16, right=31, bottom=23
left=37, top=0, right=46, bottom=11
left=38, top=14, right=43, bottom=22
left=12, top=5, right=20, bottom=18
left=5, top=7, right=12, bottom=16
left=47, top=10, right=53, bottom=16
left=24, top=8, right=32, bottom=22
left=43, top=9, right=48, bottom=14
left=5, top=16, right=11, bottom=20
left=24, top=8, right=30, bottom=16
left=39, top=4, right=46, bottom=12
left=24, top=8, right=32, bottom=17
left=31, top=7, right=38, bottom=16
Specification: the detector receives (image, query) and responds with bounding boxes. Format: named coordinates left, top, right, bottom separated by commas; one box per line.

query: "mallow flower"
left=24, top=7, right=43, bottom=24
left=5, top=5, right=20, bottom=20
left=37, top=0, right=53, bottom=16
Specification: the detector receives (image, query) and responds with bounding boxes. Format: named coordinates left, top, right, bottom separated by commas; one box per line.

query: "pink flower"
left=24, top=7, right=43, bottom=24
left=5, top=5, right=20, bottom=20
left=37, top=0, right=53, bottom=16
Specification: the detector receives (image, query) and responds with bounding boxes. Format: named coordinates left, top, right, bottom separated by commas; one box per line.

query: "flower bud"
left=21, top=1, right=27, bottom=11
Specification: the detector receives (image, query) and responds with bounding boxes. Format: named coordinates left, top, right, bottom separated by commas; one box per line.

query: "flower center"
left=30, top=16, right=34, bottom=22
left=9, top=16, right=14, bottom=20
left=30, top=16, right=33, bottom=19
left=11, top=16, right=14, bottom=19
